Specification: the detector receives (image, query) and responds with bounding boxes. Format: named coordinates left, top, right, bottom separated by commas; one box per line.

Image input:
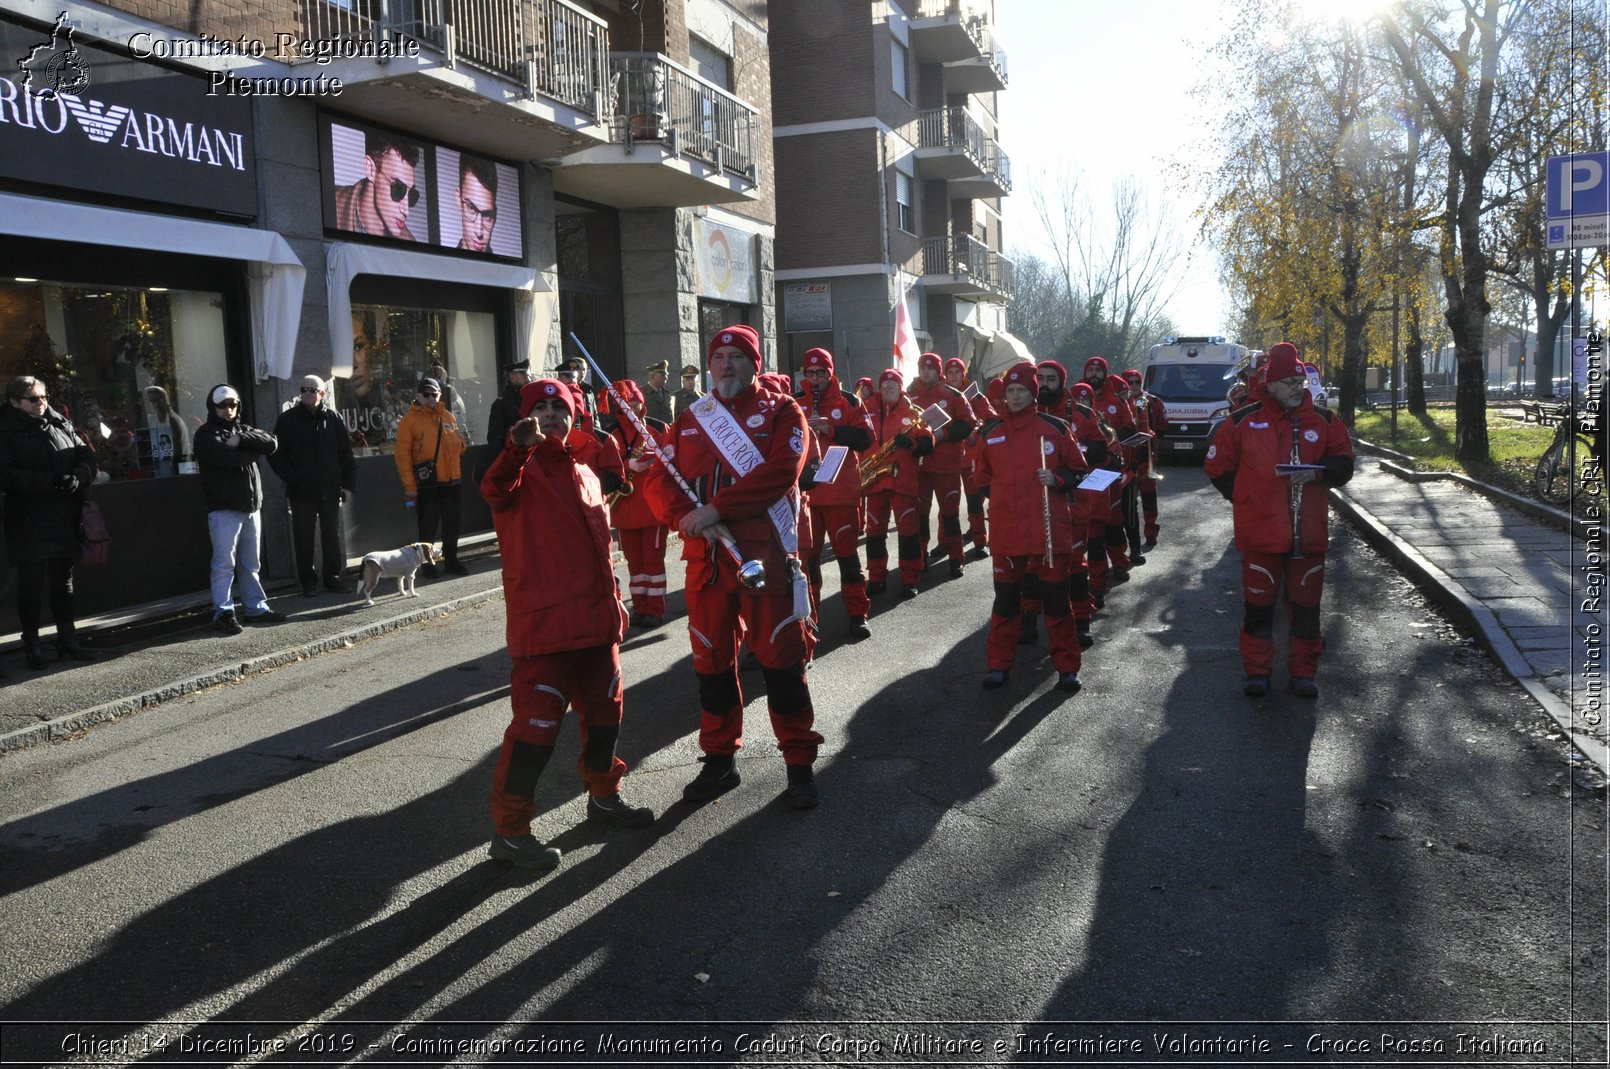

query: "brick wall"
left=725, top=18, right=775, bottom=228
left=769, top=0, right=875, bottom=127
left=100, top=0, right=299, bottom=48
left=774, top=129, right=882, bottom=269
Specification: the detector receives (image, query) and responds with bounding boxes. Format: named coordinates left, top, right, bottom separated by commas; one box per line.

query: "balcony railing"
left=981, top=142, right=1012, bottom=194
left=611, top=52, right=758, bottom=180
left=914, top=0, right=987, bottom=18
left=922, top=234, right=1014, bottom=301
left=964, top=15, right=1008, bottom=86
left=297, top=0, right=611, bottom=117
left=916, top=107, right=1011, bottom=194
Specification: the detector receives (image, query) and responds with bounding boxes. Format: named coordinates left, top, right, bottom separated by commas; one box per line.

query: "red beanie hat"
left=802, top=347, right=834, bottom=373
left=613, top=378, right=644, bottom=406
left=1071, top=382, right=1095, bottom=402
left=520, top=378, right=575, bottom=418
left=943, top=356, right=966, bottom=375
left=1083, top=356, right=1108, bottom=375
left=1123, top=368, right=1142, bottom=383
left=986, top=376, right=1007, bottom=404
left=758, top=372, right=792, bottom=394
left=1037, top=360, right=1067, bottom=387
left=709, top=325, right=763, bottom=365
left=918, top=352, right=943, bottom=373
left=1264, top=341, right=1301, bottom=382
left=878, top=367, right=904, bottom=387
left=1002, top=361, right=1038, bottom=388
left=855, top=376, right=874, bottom=393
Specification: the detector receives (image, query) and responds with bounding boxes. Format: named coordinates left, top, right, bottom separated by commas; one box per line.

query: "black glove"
left=892, top=433, right=915, bottom=451
left=52, top=474, right=79, bottom=494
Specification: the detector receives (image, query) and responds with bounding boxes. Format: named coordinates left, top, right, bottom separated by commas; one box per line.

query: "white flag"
left=892, top=284, right=920, bottom=383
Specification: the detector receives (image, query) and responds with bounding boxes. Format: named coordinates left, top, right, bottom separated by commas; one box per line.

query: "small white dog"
left=356, top=542, right=441, bottom=606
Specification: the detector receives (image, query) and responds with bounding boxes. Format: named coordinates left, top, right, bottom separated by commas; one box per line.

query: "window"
left=891, top=38, right=912, bottom=101
left=689, top=35, right=732, bottom=91
left=0, top=279, right=227, bottom=480
left=895, top=170, right=916, bottom=234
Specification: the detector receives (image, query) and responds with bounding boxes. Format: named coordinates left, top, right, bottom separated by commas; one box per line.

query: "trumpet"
left=859, top=402, right=951, bottom=491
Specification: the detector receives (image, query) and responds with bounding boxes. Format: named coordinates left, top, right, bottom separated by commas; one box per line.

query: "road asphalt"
left=1, top=447, right=1603, bottom=773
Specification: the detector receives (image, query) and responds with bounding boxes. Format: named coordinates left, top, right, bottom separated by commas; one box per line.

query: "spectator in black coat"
left=0, top=376, right=98, bottom=670
left=474, top=358, right=530, bottom=485
left=194, top=384, right=284, bottom=635
left=270, top=376, right=357, bottom=595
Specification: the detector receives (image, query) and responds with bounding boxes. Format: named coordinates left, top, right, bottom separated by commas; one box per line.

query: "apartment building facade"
left=769, top=0, right=1012, bottom=384
left=0, top=0, right=774, bottom=624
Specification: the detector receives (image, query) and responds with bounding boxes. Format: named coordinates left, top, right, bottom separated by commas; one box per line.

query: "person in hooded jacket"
left=0, top=376, right=99, bottom=669
left=798, top=347, right=874, bottom=640
left=1081, top=356, right=1139, bottom=585
left=863, top=368, right=935, bottom=599
left=270, top=375, right=356, bottom=596
left=1204, top=341, right=1355, bottom=699
left=1124, top=368, right=1168, bottom=551
left=909, top=352, right=977, bottom=577
left=195, top=384, right=286, bottom=634
left=973, top=361, right=1089, bottom=692
left=480, top=377, right=653, bottom=873
left=604, top=378, right=671, bottom=627
left=946, top=357, right=995, bottom=561
left=473, top=358, right=531, bottom=485
left=395, top=376, right=469, bottom=577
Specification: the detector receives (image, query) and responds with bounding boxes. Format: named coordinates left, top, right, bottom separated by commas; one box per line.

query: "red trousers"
left=988, top=553, right=1082, bottom=674
left=618, top=525, right=668, bottom=620
left=917, top=470, right=965, bottom=561
left=686, top=583, right=822, bottom=765
left=962, top=465, right=988, bottom=549
left=1137, top=470, right=1160, bottom=540
left=864, top=491, right=922, bottom=585
left=1239, top=550, right=1327, bottom=678
left=806, top=502, right=870, bottom=619
left=491, top=645, right=626, bottom=837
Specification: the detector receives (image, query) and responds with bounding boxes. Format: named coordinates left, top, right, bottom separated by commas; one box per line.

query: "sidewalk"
left=1330, top=448, right=1606, bottom=772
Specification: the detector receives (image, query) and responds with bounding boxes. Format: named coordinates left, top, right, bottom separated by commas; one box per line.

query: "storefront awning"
left=326, top=243, right=554, bottom=379
left=975, top=329, right=1037, bottom=379
left=0, top=192, right=306, bottom=382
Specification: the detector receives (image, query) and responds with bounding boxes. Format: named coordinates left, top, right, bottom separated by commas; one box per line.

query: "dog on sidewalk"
left=356, top=542, right=441, bottom=606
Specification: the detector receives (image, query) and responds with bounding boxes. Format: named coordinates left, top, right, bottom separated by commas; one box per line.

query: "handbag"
left=77, top=500, right=110, bottom=566
left=413, top=424, right=443, bottom=487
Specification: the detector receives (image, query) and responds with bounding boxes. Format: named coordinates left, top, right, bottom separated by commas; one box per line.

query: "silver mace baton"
left=568, top=333, right=765, bottom=590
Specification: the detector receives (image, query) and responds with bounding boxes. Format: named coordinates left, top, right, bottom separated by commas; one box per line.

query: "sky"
left=993, top=0, right=1243, bottom=336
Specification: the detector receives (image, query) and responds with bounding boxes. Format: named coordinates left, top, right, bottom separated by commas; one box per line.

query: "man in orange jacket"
left=479, top=378, right=653, bottom=873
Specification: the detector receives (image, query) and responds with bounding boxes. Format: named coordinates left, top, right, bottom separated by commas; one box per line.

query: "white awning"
left=325, top=242, right=554, bottom=379
left=976, top=329, right=1037, bottom=379
left=0, top=192, right=306, bottom=382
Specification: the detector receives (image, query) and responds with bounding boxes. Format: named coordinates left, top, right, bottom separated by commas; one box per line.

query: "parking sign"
left=1546, top=153, right=1610, bottom=249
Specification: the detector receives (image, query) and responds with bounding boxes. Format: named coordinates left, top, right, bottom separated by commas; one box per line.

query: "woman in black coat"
left=0, top=376, right=99, bottom=669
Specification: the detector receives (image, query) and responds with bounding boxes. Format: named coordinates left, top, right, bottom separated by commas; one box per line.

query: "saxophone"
left=607, top=434, right=652, bottom=507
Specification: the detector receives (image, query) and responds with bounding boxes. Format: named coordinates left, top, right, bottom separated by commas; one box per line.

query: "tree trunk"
left=1405, top=301, right=1427, bottom=414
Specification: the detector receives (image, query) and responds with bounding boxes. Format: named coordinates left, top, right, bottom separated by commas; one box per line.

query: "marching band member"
left=798, top=348, right=875, bottom=641
left=1082, top=356, right=1138, bottom=585
left=973, top=361, right=1089, bottom=692
left=946, top=356, right=996, bottom=561
left=910, top=353, right=977, bottom=578
left=644, top=326, right=824, bottom=809
left=1203, top=342, right=1354, bottom=699
left=605, top=379, right=670, bottom=628
left=853, top=377, right=875, bottom=405
left=480, top=378, right=653, bottom=874
left=1123, top=368, right=1168, bottom=551
left=862, top=368, right=934, bottom=599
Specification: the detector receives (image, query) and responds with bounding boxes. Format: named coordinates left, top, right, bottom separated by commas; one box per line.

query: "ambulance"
left=1140, top=335, right=1250, bottom=458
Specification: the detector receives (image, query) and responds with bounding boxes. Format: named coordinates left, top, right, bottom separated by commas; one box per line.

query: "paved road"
left=0, top=467, right=1604, bottom=1066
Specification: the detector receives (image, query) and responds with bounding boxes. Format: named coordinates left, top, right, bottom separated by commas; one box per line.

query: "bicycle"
left=1533, top=406, right=1603, bottom=504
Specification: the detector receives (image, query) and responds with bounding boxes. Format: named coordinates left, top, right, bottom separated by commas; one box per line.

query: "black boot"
left=783, top=764, right=819, bottom=809
left=22, top=641, right=47, bottom=670
left=683, top=754, right=741, bottom=802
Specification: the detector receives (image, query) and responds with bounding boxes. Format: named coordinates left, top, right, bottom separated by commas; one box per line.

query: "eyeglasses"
left=463, top=201, right=496, bottom=226
left=299, top=386, right=322, bottom=394
left=20, top=394, right=46, bottom=404
left=387, top=177, right=420, bottom=208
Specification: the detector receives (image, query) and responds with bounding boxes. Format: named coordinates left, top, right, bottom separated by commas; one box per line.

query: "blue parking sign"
left=1547, top=153, right=1610, bottom=218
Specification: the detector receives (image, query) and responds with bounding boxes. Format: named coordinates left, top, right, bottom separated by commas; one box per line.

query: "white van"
left=1141, top=336, right=1250, bottom=457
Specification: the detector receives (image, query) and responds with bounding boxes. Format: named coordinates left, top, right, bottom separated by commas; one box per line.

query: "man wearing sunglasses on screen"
left=334, top=132, right=423, bottom=242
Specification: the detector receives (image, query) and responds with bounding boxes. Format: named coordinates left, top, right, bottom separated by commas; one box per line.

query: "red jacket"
left=909, top=379, right=975, bottom=475
left=644, top=381, right=808, bottom=589
left=1204, top=394, right=1355, bottom=555
left=798, top=377, right=872, bottom=507
left=972, top=407, right=1089, bottom=557
left=480, top=434, right=627, bottom=656
left=607, top=417, right=667, bottom=530
left=865, top=393, right=933, bottom=498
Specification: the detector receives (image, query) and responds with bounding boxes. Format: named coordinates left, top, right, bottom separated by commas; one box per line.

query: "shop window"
left=334, top=303, right=498, bottom=456
left=0, top=279, right=227, bottom=480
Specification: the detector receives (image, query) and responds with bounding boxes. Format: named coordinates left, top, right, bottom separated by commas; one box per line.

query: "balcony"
left=920, top=235, right=1014, bottom=303
left=551, top=52, right=761, bottom=208
left=296, top=0, right=612, bottom=160
left=913, top=108, right=1012, bottom=199
left=908, top=2, right=1008, bottom=92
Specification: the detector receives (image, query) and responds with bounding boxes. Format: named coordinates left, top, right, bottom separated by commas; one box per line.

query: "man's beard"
left=1037, top=385, right=1061, bottom=407
left=1083, top=373, right=1104, bottom=390
left=715, top=373, right=749, bottom=399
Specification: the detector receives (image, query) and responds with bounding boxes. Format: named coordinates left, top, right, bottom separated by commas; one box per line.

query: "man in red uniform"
left=863, top=367, right=935, bottom=599
left=1124, top=368, right=1168, bottom=551
left=909, top=352, right=976, bottom=578
left=1204, top=342, right=1355, bottom=699
left=480, top=378, right=653, bottom=873
left=974, top=361, right=1089, bottom=692
left=946, top=356, right=995, bottom=561
left=605, top=379, right=671, bottom=628
left=798, top=347, right=874, bottom=641
left=1082, top=356, right=1137, bottom=583
left=644, top=326, right=823, bottom=809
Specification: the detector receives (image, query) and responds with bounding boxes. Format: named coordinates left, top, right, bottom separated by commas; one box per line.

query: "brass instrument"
left=606, top=435, right=651, bottom=507
left=859, top=402, right=951, bottom=491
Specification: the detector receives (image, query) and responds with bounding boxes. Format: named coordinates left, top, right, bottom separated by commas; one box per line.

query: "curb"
left=1353, top=437, right=1601, bottom=543
left=1330, top=484, right=1607, bottom=775
left=0, top=586, right=505, bottom=754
